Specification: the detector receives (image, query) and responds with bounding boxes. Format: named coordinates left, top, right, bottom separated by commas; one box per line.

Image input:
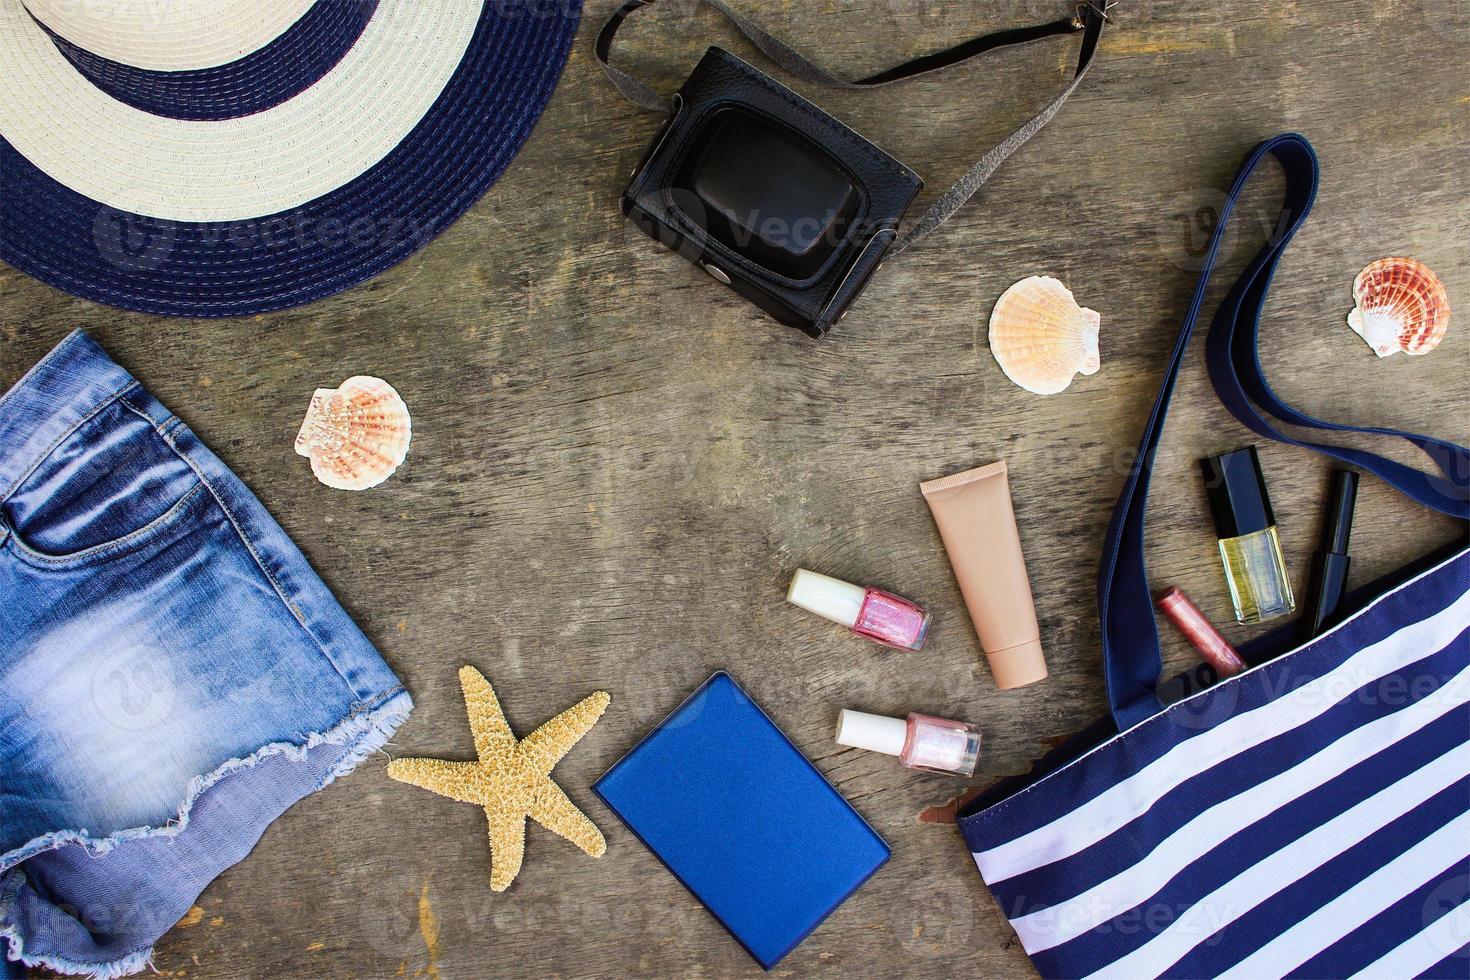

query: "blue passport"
left=594, top=671, right=889, bottom=969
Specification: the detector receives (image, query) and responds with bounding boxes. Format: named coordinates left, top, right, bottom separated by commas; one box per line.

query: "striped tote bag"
left=957, top=134, right=1470, bottom=980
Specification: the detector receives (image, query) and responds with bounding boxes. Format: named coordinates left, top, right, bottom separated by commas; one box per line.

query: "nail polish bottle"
left=1201, top=446, right=1295, bottom=625
left=787, top=569, right=931, bottom=651
left=835, top=709, right=981, bottom=777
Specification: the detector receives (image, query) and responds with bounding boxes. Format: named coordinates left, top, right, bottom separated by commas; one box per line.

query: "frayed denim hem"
left=0, top=688, right=413, bottom=979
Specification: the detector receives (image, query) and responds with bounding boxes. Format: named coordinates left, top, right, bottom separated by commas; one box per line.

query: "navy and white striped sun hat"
left=0, top=0, right=580, bottom=316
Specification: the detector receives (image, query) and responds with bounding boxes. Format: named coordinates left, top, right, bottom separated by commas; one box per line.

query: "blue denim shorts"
left=1, top=332, right=413, bottom=978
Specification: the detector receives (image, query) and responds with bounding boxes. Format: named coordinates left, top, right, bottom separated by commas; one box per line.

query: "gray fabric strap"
left=892, top=53, right=1094, bottom=252
left=596, top=0, right=1110, bottom=251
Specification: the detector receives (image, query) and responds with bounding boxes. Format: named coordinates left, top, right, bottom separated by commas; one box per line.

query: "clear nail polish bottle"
left=834, top=709, right=981, bottom=776
left=1201, top=446, right=1295, bottom=625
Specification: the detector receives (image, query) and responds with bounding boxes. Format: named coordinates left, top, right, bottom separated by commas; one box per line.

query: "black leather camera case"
left=622, top=47, right=922, bottom=338
left=600, top=0, right=1107, bottom=339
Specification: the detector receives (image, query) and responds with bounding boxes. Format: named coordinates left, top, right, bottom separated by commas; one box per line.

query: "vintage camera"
left=602, top=1, right=1107, bottom=338
left=621, top=47, right=922, bottom=338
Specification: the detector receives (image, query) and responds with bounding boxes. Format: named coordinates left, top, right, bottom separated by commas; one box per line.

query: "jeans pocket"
left=1, top=397, right=203, bottom=565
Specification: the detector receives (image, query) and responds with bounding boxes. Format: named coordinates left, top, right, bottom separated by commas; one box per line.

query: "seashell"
left=294, top=376, right=411, bottom=491
left=988, top=275, right=1101, bottom=395
left=1346, top=257, right=1450, bottom=357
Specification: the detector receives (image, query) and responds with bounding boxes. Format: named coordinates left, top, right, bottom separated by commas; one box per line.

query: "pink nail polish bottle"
left=787, top=569, right=931, bottom=651
left=835, top=709, right=981, bottom=777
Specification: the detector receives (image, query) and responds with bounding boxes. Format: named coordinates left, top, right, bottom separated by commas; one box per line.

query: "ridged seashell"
left=988, top=276, right=1101, bottom=395
left=294, top=377, right=411, bottom=491
left=1347, top=257, right=1450, bottom=357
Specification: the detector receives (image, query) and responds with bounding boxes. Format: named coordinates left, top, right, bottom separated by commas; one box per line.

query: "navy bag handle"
left=1098, top=132, right=1470, bottom=732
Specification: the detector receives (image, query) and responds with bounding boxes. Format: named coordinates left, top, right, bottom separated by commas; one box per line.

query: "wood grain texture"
left=2, top=1, right=1467, bottom=977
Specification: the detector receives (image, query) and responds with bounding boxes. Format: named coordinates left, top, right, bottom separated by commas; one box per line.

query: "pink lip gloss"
left=1157, top=586, right=1246, bottom=678
left=787, top=569, right=931, bottom=651
left=835, top=709, right=981, bottom=776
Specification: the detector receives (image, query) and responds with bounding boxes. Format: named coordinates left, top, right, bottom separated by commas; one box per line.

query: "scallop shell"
left=1346, top=257, right=1450, bottom=357
left=294, top=376, right=411, bottom=491
left=988, top=276, right=1101, bottom=395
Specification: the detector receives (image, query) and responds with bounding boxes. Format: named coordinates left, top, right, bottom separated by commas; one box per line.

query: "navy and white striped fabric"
left=962, top=550, right=1470, bottom=978
left=958, top=135, right=1470, bottom=979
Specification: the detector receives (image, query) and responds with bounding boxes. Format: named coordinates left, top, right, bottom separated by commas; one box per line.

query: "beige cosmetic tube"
left=920, top=460, right=1047, bottom=689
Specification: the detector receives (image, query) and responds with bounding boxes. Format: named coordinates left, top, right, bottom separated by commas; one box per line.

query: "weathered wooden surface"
left=3, top=1, right=1468, bottom=977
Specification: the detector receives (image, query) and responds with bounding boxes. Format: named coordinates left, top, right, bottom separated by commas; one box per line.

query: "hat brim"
left=0, top=0, right=581, bottom=317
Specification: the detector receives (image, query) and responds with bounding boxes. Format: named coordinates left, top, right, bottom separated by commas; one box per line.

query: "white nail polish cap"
left=835, top=709, right=907, bottom=758
left=787, top=568, right=864, bottom=628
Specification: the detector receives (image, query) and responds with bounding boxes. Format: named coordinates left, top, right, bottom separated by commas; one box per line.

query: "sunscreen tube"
left=920, top=460, right=1047, bottom=689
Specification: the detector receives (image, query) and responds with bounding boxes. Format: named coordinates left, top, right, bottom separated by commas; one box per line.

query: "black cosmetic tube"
left=1300, top=469, right=1359, bottom=641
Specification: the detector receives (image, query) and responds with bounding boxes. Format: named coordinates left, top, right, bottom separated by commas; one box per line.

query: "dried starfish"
left=387, top=666, right=609, bottom=891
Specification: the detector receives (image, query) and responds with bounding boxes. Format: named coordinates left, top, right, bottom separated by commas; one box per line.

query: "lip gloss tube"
left=920, top=460, right=1047, bottom=688
left=835, top=709, right=981, bottom=776
left=787, top=569, right=931, bottom=651
left=1157, top=586, right=1245, bottom=678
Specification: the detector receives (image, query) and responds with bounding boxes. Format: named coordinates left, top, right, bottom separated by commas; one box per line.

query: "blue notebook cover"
left=593, top=671, right=889, bottom=970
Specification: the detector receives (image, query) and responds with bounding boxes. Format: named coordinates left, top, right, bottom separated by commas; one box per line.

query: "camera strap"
left=596, top=0, right=1110, bottom=253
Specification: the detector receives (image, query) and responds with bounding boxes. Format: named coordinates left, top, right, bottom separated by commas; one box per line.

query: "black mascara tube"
left=1300, top=469, right=1359, bottom=641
